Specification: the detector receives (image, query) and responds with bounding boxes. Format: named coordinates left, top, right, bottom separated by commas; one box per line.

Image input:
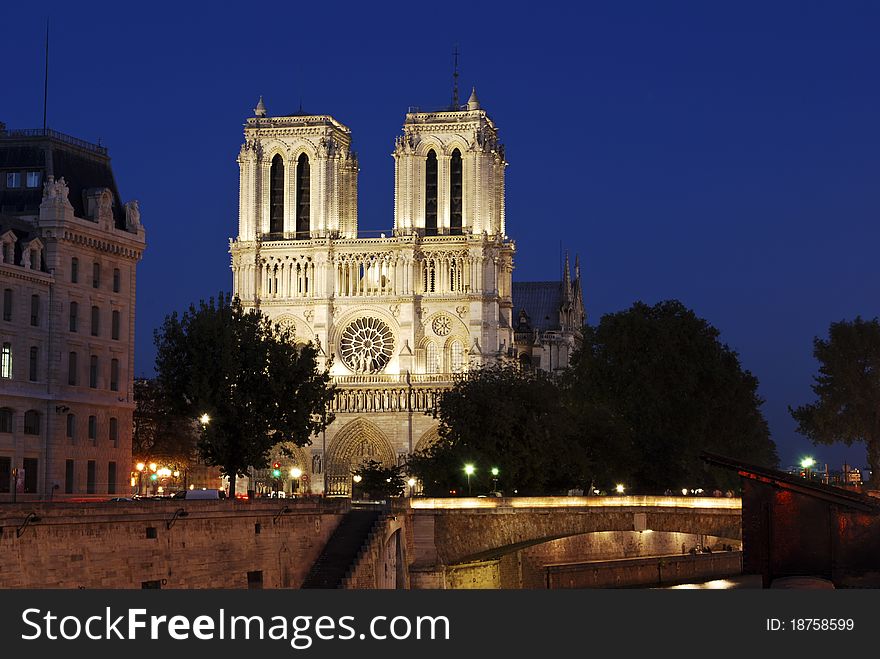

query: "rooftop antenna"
left=451, top=44, right=460, bottom=109
left=42, top=16, right=50, bottom=131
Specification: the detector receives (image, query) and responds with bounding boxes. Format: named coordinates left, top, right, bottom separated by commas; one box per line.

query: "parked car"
left=182, top=488, right=226, bottom=500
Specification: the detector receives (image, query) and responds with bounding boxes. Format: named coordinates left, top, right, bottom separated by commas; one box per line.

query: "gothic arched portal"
left=414, top=426, right=441, bottom=453
left=325, top=418, right=396, bottom=495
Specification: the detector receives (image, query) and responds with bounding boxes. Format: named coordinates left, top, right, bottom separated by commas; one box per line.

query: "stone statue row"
left=329, top=387, right=442, bottom=414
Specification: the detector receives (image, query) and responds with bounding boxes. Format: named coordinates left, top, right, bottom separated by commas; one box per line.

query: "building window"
left=26, top=171, right=41, bottom=188
left=270, top=154, right=284, bottom=234
left=108, top=462, right=117, bottom=495
left=2, top=289, right=11, bottom=321
left=66, top=413, right=76, bottom=440
left=296, top=153, right=310, bottom=239
left=109, top=417, right=118, bottom=448
left=30, top=294, right=39, bottom=326
left=71, top=257, right=79, bottom=283
left=69, top=301, right=78, bottom=332
left=450, top=148, right=463, bottom=235
left=450, top=340, right=465, bottom=372
left=112, top=310, right=120, bottom=340
left=91, top=306, right=100, bottom=336
left=23, top=457, right=37, bottom=493
left=92, top=262, right=100, bottom=288
left=65, top=460, right=74, bottom=494
left=0, top=457, right=11, bottom=493
left=89, top=355, right=98, bottom=388
left=426, top=342, right=440, bottom=374
left=88, top=415, right=97, bottom=442
left=425, top=150, right=438, bottom=235
left=28, top=346, right=38, bottom=382
left=1, top=342, right=11, bottom=378
left=68, top=351, right=78, bottom=385
left=110, top=359, right=119, bottom=391
left=0, top=408, right=12, bottom=433
left=113, top=268, right=121, bottom=293
left=87, top=460, right=96, bottom=494
left=6, top=172, right=21, bottom=188
left=24, top=410, right=41, bottom=435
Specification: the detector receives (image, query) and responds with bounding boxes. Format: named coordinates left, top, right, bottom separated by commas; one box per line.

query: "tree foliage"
left=565, top=300, right=777, bottom=492
left=154, top=293, right=334, bottom=496
left=409, top=365, right=589, bottom=496
left=790, top=317, right=880, bottom=488
left=351, top=459, right=406, bottom=500
left=132, top=377, right=198, bottom=468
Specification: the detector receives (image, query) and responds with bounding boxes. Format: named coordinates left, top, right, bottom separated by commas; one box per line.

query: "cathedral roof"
left=512, top=281, right=563, bottom=331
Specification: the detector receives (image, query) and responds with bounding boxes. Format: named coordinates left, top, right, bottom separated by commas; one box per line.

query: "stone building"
left=229, top=91, right=582, bottom=495
left=0, top=124, right=145, bottom=499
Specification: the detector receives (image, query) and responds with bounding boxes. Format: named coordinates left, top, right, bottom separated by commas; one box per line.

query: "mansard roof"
left=0, top=128, right=125, bottom=229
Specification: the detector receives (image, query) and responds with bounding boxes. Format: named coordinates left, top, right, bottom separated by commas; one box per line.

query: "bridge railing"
left=407, top=496, right=742, bottom=510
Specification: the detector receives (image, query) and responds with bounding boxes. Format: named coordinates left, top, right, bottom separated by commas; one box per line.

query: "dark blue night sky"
left=3, top=1, right=879, bottom=471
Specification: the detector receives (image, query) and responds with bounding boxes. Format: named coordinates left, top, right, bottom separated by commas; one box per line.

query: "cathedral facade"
left=229, top=91, right=581, bottom=495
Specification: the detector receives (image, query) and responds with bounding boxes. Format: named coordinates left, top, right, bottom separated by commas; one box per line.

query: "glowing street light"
left=801, top=456, right=816, bottom=480
left=199, top=413, right=211, bottom=426
left=464, top=464, right=475, bottom=496
left=353, top=474, right=363, bottom=483
left=490, top=467, right=500, bottom=493
left=149, top=463, right=157, bottom=473
left=136, top=462, right=145, bottom=472
left=615, top=483, right=625, bottom=494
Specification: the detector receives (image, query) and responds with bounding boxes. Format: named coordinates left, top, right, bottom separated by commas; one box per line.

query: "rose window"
left=431, top=314, right=452, bottom=336
left=340, top=317, right=394, bottom=373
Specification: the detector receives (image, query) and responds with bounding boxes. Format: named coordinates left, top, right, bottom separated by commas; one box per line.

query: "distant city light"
left=801, top=457, right=816, bottom=469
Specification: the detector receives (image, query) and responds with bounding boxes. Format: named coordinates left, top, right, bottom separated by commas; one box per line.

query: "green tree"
left=352, top=459, right=406, bottom=500
left=790, top=317, right=880, bottom=488
left=410, top=365, right=589, bottom=496
left=567, top=300, right=777, bottom=492
left=154, top=293, right=334, bottom=498
left=132, top=377, right=198, bottom=468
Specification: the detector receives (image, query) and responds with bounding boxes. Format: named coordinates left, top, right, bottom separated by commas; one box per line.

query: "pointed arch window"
left=269, top=154, right=284, bottom=235
left=450, top=148, right=463, bottom=235
left=296, top=153, right=310, bottom=239
left=426, top=342, right=440, bottom=374
left=425, top=150, right=438, bottom=236
left=450, top=340, right=465, bottom=373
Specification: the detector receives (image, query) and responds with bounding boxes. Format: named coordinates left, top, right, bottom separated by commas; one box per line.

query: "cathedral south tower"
left=230, top=93, right=518, bottom=496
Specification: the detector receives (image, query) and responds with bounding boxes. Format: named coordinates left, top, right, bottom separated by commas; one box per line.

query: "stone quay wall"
left=0, top=499, right=348, bottom=589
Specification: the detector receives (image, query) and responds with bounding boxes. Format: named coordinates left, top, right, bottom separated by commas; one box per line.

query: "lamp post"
left=491, top=467, right=499, bottom=494
left=290, top=467, right=302, bottom=496
left=407, top=477, right=417, bottom=497
left=801, top=457, right=816, bottom=480
left=464, top=464, right=475, bottom=496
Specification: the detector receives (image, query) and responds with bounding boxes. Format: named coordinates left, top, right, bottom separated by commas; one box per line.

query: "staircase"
left=301, top=506, right=384, bottom=588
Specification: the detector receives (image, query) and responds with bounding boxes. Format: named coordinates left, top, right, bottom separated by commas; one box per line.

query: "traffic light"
left=272, top=462, right=281, bottom=478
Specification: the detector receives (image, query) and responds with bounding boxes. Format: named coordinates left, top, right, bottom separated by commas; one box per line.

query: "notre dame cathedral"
left=229, top=88, right=584, bottom=495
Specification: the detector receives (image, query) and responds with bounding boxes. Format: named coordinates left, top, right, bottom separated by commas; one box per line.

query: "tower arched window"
left=426, top=342, right=440, bottom=374
left=269, top=154, right=284, bottom=235
left=296, top=153, right=310, bottom=239
left=450, top=148, right=462, bottom=235
left=425, top=150, right=438, bottom=236
left=450, top=340, right=465, bottom=373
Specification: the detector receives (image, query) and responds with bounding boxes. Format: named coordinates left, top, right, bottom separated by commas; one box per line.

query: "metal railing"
left=0, top=128, right=107, bottom=155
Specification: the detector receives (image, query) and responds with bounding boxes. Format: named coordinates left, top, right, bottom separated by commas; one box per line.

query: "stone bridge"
left=387, top=496, right=742, bottom=588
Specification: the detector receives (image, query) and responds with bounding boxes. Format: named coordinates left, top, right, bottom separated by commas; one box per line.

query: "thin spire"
left=562, top=251, right=572, bottom=302
left=451, top=44, right=460, bottom=109
left=42, top=17, right=49, bottom=131
left=467, top=86, right=481, bottom=110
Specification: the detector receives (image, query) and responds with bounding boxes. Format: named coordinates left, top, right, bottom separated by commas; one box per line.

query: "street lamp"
left=199, top=413, right=211, bottom=426
left=615, top=483, right=625, bottom=494
left=801, top=457, right=816, bottom=480
left=490, top=467, right=499, bottom=494
left=464, top=464, right=475, bottom=496
left=407, top=477, right=417, bottom=497
left=290, top=467, right=302, bottom=496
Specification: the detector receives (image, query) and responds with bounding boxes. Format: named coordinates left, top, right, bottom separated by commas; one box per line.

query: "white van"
left=183, top=488, right=226, bottom=500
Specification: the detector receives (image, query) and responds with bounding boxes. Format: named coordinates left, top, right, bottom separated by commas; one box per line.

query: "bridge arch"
left=325, top=417, right=396, bottom=495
